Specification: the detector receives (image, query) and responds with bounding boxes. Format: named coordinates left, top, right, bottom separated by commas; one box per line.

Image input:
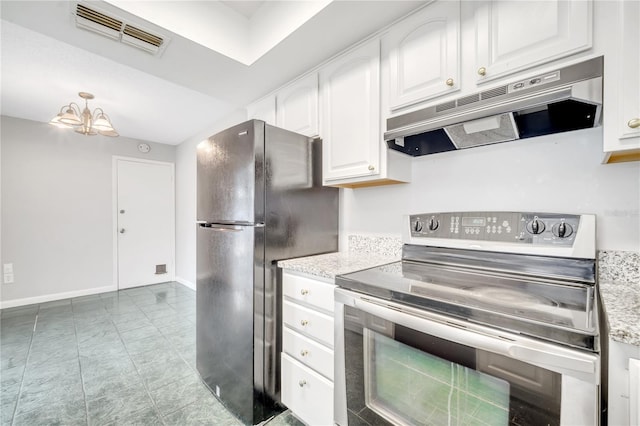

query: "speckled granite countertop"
left=278, top=235, right=402, bottom=280
left=278, top=251, right=399, bottom=281
left=598, top=251, right=640, bottom=347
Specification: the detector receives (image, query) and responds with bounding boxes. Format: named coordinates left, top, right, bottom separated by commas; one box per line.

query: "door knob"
left=478, top=67, right=487, bottom=76
left=368, top=165, right=375, bottom=171
left=120, top=228, right=126, bottom=234
left=446, top=78, right=454, bottom=86
left=628, top=118, right=640, bottom=129
left=119, top=209, right=125, bottom=214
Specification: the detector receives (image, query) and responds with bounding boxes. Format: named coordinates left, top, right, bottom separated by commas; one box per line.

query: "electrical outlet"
left=3, top=263, right=13, bottom=274
left=4, top=273, right=14, bottom=284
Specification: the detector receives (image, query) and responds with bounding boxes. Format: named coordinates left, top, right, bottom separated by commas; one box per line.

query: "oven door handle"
left=345, top=293, right=599, bottom=380
left=508, top=346, right=595, bottom=374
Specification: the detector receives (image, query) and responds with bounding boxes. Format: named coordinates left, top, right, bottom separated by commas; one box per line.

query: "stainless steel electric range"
left=334, top=211, right=600, bottom=426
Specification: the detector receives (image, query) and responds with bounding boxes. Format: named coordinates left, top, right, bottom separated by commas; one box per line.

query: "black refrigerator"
left=196, top=119, right=338, bottom=424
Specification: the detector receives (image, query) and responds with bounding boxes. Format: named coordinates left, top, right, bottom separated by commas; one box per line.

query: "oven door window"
left=344, top=307, right=561, bottom=426
left=365, top=330, right=509, bottom=425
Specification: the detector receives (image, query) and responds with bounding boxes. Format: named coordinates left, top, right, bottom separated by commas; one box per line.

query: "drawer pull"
left=300, top=319, right=309, bottom=326
left=300, top=289, right=309, bottom=295
left=300, top=349, right=309, bottom=357
left=299, top=379, right=307, bottom=387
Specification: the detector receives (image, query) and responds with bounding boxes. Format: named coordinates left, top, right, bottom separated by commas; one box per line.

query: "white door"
left=115, top=158, right=174, bottom=289
left=277, top=73, right=319, bottom=137
left=384, top=0, right=460, bottom=111
left=320, top=38, right=380, bottom=183
left=474, top=0, right=592, bottom=83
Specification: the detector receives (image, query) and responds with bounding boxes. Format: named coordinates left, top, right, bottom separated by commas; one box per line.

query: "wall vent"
left=481, top=85, right=508, bottom=101
left=435, top=101, right=456, bottom=113
left=74, top=3, right=168, bottom=55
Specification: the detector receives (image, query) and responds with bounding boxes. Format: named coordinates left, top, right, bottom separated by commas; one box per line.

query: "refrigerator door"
left=196, top=222, right=269, bottom=424
left=196, top=120, right=265, bottom=224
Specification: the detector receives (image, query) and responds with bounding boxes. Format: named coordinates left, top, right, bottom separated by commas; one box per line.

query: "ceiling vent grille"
left=74, top=3, right=167, bottom=55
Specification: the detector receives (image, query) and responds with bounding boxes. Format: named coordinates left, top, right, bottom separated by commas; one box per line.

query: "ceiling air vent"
left=76, top=3, right=123, bottom=39
left=74, top=3, right=167, bottom=55
left=122, top=24, right=164, bottom=53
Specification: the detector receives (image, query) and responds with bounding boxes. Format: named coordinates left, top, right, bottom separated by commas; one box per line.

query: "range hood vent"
left=74, top=3, right=168, bottom=55
left=386, top=56, right=603, bottom=157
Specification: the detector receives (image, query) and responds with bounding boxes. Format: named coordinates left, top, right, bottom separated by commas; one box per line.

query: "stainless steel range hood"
left=385, top=56, right=603, bottom=156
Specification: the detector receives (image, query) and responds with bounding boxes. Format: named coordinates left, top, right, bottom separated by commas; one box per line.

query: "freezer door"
left=196, top=223, right=271, bottom=424
left=196, top=120, right=265, bottom=224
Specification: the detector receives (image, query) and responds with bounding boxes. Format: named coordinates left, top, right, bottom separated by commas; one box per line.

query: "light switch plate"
left=3, top=263, right=13, bottom=274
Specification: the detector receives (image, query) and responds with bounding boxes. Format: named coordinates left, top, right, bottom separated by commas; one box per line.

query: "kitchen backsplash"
left=598, top=250, right=640, bottom=286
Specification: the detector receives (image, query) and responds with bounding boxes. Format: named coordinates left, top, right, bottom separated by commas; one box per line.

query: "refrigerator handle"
left=198, top=223, right=244, bottom=232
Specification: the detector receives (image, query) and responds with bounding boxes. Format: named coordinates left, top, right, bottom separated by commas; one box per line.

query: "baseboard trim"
left=175, top=277, right=196, bottom=291
left=0, top=285, right=117, bottom=310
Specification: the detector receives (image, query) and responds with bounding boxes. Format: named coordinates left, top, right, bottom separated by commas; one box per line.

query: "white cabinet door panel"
left=282, top=272, right=335, bottom=313
left=283, top=300, right=334, bottom=348
left=321, top=39, right=380, bottom=182
left=277, top=73, right=319, bottom=137
left=283, top=326, right=334, bottom=380
left=475, top=0, right=592, bottom=83
left=281, top=353, right=334, bottom=426
left=386, top=1, right=460, bottom=110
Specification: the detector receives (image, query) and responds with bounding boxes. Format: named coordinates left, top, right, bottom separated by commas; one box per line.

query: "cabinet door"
left=247, top=95, right=276, bottom=125
left=616, top=0, right=640, bottom=142
left=281, top=353, right=334, bottom=426
left=321, top=39, right=380, bottom=182
left=474, top=0, right=592, bottom=83
left=276, top=73, right=319, bottom=137
left=385, top=1, right=460, bottom=111
left=603, top=0, right=640, bottom=160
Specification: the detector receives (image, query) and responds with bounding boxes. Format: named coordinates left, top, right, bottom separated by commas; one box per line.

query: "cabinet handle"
left=628, top=118, right=640, bottom=129
left=300, top=319, right=308, bottom=326
left=300, top=289, right=309, bottom=296
left=478, top=67, right=487, bottom=76
left=300, top=349, right=309, bottom=357
left=368, top=165, right=375, bottom=171
left=299, top=379, right=307, bottom=387
left=446, top=78, right=454, bottom=86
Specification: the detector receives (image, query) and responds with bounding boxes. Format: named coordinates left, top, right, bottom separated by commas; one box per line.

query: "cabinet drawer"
left=283, top=326, right=334, bottom=380
left=281, top=353, right=334, bottom=426
left=283, top=300, right=334, bottom=348
left=283, top=272, right=336, bottom=313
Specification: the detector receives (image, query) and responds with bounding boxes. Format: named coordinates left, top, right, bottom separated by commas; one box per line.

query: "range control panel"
left=409, top=211, right=581, bottom=246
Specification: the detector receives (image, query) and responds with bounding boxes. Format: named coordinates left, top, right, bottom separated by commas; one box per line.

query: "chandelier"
left=49, top=92, right=118, bottom=137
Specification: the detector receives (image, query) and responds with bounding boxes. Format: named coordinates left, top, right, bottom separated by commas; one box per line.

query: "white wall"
left=175, top=109, right=247, bottom=288
left=0, top=116, right=176, bottom=307
left=341, top=128, right=640, bottom=252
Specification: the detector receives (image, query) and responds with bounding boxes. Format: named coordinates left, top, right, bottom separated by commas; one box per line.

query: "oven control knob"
left=526, top=218, right=546, bottom=235
left=427, top=217, right=439, bottom=231
left=552, top=221, right=573, bottom=238
left=413, top=220, right=423, bottom=232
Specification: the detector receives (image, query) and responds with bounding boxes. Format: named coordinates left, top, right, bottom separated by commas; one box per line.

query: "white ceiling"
left=0, top=1, right=426, bottom=145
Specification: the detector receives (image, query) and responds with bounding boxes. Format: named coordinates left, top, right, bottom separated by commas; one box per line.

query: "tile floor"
left=0, top=282, right=302, bottom=426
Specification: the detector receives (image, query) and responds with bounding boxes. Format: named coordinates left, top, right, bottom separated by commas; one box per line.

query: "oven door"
left=334, top=288, right=600, bottom=426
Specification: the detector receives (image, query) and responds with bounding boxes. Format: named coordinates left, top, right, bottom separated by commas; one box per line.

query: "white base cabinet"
left=608, top=338, right=640, bottom=426
left=281, top=271, right=336, bottom=425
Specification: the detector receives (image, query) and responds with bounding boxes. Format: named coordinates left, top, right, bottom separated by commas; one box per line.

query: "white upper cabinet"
left=276, top=73, right=319, bottom=138
left=320, top=39, right=382, bottom=183
left=474, top=0, right=592, bottom=84
left=384, top=1, right=460, bottom=111
left=247, top=95, right=276, bottom=126
left=603, top=0, right=640, bottom=162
